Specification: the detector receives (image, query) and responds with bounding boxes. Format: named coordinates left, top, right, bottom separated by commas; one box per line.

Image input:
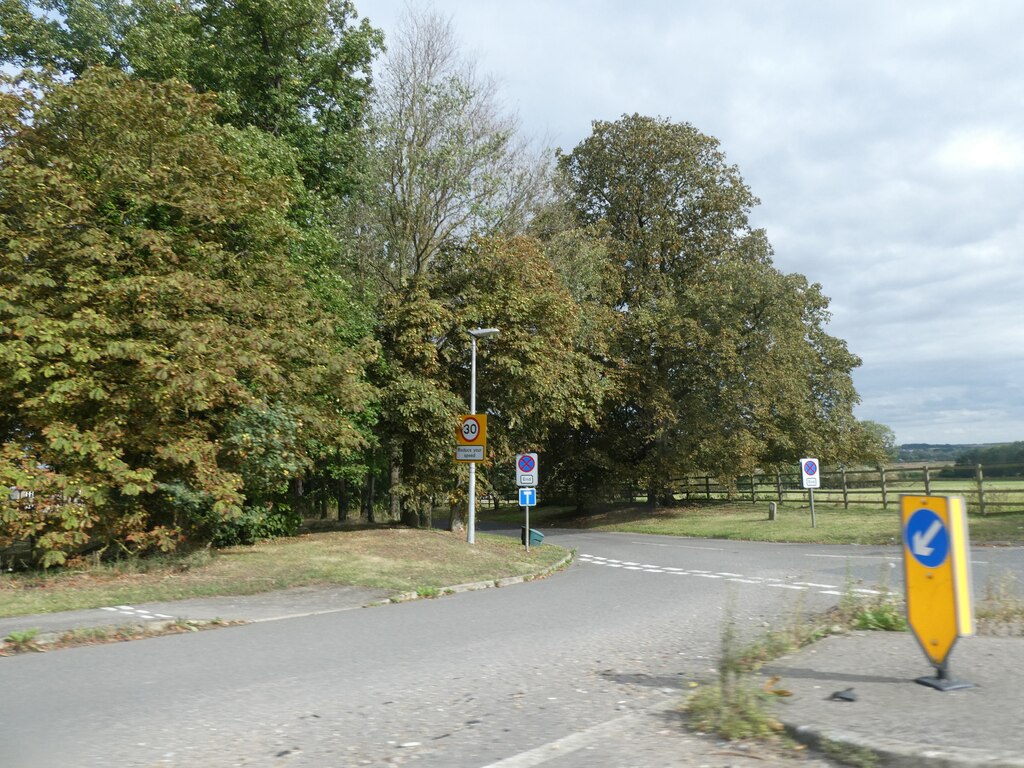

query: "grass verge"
left=0, top=528, right=568, bottom=618
left=482, top=500, right=1024, bottom=545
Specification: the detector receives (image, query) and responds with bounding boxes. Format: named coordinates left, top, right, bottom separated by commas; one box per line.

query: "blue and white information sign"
left=905, top=507, right=950, bottom=569
left=800, top=458, right=820, bottom=489
left=519, top=488, right=536, bottom=507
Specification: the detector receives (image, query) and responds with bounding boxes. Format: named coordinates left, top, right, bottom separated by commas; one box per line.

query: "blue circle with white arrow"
left=905, top=508, right=949, bottom=568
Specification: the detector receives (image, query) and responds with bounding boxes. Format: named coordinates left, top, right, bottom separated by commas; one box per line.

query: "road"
left=2, top=530, right=1022, bottom=767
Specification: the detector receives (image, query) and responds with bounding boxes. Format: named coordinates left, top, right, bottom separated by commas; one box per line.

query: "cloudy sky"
left=361, top=1, right=1024, bottom=445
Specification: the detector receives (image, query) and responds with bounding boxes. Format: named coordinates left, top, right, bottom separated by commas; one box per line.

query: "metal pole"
left=468, top=335, right=478, bottom=545
left=525, top=502, right=530, bottom=553
left=810, top=488, right=816, bottom=528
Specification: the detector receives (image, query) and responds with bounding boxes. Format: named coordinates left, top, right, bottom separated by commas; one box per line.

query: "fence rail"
left=673, top=463, right=1024, bottom=515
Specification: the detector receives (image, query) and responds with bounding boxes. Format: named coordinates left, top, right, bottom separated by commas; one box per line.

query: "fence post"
left=705, top=474, right=711, bottom=501
left=776, top=472, right=783, bottom=503
left=924, top=465, right=931, bottom=496
left=841, top=468, right=849, bottom=510
left=880, top=466, right=888, bottom=510
left=750, top=474, right=757, bottom=503
left=976, top=464, right=986, bottom=515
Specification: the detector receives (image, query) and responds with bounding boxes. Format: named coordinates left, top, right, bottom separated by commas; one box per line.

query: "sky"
left=363, top=1, right=1024, bottom=446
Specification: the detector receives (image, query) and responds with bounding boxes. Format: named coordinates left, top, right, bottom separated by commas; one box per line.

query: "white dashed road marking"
left=575, top=553, right=885, bottom=597
left=100, top=606, right=173, bottom=619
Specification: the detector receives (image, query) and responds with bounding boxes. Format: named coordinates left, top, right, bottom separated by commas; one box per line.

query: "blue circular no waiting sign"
left=518, top=454, right=536, bottom=473
left=803, top=460, right=818, bottom=475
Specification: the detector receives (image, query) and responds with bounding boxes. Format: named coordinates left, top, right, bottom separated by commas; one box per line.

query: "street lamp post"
left=467, top=327, right=499, bottom=544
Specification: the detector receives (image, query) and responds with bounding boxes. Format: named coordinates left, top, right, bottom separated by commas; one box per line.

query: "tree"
left=0, top=69, right=371, bottom=564
left=348, top=8, right=551, bottom=528
left=0, top=0, right=383, bottom=196
left=854, top=420, right=899, bottom=464
left=557, top=115, right=863, bottom=503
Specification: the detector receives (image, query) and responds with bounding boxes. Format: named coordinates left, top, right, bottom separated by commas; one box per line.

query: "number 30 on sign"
left=457, top=414, right=487, bottom=445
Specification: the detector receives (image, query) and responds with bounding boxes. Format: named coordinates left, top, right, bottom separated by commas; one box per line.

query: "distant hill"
left=898, top=443, right=987, bottom=462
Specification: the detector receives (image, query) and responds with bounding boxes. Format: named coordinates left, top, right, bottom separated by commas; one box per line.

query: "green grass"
left=482, top=500, right=1024, bottom=545
left=0, top=528, right=568, bottom=617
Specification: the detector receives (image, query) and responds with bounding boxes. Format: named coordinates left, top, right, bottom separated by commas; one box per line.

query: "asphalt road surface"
left=2, top=530, right=1022, bottom=767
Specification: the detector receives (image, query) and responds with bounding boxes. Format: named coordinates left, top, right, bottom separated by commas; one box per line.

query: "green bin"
left=520, top=527, right=544, bottom=546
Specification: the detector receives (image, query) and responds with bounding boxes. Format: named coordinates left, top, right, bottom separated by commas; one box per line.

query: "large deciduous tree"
left=350, top=9, right=558, bottom=528
left=556, top=115, right=862, bottom=503
left=0, top=69, right=371, bottom=565
left=0, top=0, right=383, bottom=196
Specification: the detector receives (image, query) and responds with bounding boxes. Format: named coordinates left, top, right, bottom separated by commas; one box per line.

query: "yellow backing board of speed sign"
left=456, top=414, right=487, bottom=446
left=901, top=495, right=974, bottom=667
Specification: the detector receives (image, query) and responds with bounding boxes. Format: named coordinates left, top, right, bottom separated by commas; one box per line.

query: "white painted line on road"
left=632, top=541, right=725, bottom=551
left=794, top=582, right=838, bottom=589
left=804, top=553, right=901, bottom=561
left=577, top=553, right=890, bottom=599
left=479, top=701, right=673, bottom=768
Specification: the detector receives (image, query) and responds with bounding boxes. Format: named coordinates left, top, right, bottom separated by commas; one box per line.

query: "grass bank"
left=483, top=500, right=1024, bottom=545
left=0, top=528, right=568, bottom=618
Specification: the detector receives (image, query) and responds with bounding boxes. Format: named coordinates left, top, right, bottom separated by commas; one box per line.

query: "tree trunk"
left=336, top=478, right=348, bottom=522
left=417, top=498, right=433, bottom=530
left=389, top=443, right=403, bottom=523
left=448, top=497, right=467, bottom=533
left=364, top=470, right=377, bottom=523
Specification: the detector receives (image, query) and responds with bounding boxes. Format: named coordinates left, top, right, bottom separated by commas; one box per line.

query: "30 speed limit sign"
left=457, top=414, right=487, bottom=445
left=456, top=414, right=487, bottom=462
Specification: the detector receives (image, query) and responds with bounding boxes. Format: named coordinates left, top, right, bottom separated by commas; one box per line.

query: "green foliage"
left=3, top=627, right=42, bottom=652
left=686, top=596, right=782, bottom=740
left=0, top=69, right=370, bottom=564
left=0, top=0, right=383, bottom=196
left=836, top=569, right=907, bottom=631
left=209, top=506, right=301, bottom=547
left=553, top=114, right=863, bottom=503
left=945, top=442, right=1024, bottom=477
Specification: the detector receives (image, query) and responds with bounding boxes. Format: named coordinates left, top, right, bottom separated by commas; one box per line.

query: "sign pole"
left=809, top=488, right=816, bottom=528
left=525, top=503, right=530, bottom=553
left=467, top=336, right=478, bottom=544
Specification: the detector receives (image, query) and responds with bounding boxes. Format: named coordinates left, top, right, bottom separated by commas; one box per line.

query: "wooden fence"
left=672, top=463, right=1024, bottom=515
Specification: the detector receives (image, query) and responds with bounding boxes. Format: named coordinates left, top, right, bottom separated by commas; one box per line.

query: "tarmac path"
left=1, top=529, right=1022, bottom=767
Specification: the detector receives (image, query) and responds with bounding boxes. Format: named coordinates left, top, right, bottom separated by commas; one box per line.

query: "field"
left=483, top=499, right=1024, bottom=546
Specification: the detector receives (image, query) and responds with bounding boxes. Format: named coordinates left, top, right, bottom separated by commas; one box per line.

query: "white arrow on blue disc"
left=905, top=509, right=949, bottom=568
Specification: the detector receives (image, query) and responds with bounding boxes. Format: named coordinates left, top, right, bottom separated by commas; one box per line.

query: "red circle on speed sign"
left=461, top=417, right=482, bottom=443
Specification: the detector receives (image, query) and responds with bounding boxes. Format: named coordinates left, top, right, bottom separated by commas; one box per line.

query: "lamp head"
left=468, top=327, right=500, bottom=339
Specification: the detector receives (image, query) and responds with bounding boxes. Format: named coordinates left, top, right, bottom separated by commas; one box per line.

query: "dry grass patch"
left=0, top=529, right=568, bottom=617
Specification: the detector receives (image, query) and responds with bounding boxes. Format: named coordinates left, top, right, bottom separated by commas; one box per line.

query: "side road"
left=4, top=553, right=1024, bottom=767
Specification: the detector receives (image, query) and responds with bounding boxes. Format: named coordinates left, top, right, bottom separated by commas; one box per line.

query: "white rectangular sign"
left=456, top=445, right=484, bottom=462
left=800, top=458, right=821, bottom=489
left=516, top=453, right=538, bottom=487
